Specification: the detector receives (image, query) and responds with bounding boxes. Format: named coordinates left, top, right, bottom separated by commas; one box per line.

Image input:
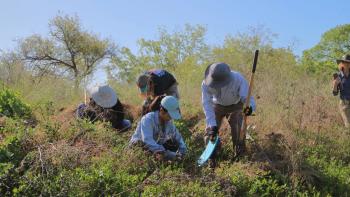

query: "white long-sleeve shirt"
left=129, top=111, right=187, bottom=159
left=202, top=71, right=256, bottom=127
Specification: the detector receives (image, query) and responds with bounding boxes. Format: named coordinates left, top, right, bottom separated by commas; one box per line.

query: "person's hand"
left=154, top=151, right=164, bottom=161
left=149, top=95, right=166, bottom=111
left=333, top=74, right=341, bottom=94
left=175, top=151, right=184, bottom=161
left=333, top=76, right=341, bottom=87
left=76, top=103, right=87, bottom=118
left=243, top=106, right=253, bottom=116
left=206, top=126, right=218, bottom=142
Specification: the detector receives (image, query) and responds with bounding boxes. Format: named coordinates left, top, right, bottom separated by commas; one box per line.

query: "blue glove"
left=76, top=103, right=87, bottom=118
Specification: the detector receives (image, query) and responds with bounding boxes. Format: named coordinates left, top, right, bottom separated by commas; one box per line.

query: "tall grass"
left=1, top=25, right=349, bottom=196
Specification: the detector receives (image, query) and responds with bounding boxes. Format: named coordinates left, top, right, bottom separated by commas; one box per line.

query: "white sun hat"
left=90, top=85, right=118, bottom=108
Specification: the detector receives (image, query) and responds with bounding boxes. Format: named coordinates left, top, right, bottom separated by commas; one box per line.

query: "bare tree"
left=19, top=14, right=116, bottom=88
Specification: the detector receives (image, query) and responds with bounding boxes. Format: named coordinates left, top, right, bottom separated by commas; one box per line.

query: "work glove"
left=163, top=150, right=181, bottom=161
left=76, top=103, right=87, bottom=118
left=206, top=126, right=218, bottom=142
left=243, top=106, right=253, bottom=116
left=175, top=151, right=184, bottom=161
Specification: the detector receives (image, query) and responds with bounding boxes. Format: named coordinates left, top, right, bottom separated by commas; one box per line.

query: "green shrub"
left=229, top=171, right=252, bottom=195
left=0, top=135, right=26, bottom=165
left=0, top=121, right=33, bottom=195
left=248, top=175, right=288, bottom=197
left=306, top=154, right=350, bottom=196
left=13, top=160, right=146, bottom=196
left=0, top=88, right=31, bottom=118
left=143, top=179, right=224, bottom=197
left=0, top=162, right=17, bottom=195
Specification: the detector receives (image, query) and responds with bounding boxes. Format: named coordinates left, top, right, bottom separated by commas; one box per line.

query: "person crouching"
left=76, top=85, right=131, bottom=132
left=129, top=96, right=187, bottom=161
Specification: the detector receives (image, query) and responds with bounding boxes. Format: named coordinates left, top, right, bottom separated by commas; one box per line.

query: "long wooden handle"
left=240, top=50, right=259, bottom=141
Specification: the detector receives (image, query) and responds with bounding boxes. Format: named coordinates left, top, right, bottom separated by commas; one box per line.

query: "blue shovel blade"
left=197, top=137, right=220, bottom=166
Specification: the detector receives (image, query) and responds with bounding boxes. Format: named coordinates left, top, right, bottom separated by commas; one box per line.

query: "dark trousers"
left=211, top=102, right=243, bottom=159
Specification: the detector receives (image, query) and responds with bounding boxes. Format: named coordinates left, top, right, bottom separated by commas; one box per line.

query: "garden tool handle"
left=240, top=50, right=259, bottom=141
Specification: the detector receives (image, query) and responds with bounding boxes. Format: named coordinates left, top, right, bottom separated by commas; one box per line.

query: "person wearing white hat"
left=129, top=96, right=187, bottom=161
left=76, top=85, right=131, bottom=131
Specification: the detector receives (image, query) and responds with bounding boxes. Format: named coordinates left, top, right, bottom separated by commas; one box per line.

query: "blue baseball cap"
left=161, top=96, right=181, bottom=120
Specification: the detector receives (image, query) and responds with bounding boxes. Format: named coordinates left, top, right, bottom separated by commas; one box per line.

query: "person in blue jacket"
left=129, top=96, right=187, bottom=161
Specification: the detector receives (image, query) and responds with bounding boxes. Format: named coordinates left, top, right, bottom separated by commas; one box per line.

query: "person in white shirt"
left=202, top=62, right=256, bottom=164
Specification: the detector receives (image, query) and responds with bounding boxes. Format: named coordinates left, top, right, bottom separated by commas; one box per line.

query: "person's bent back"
left=136, top=69, right=179, bottom=115
left=76, top=85, right=131, bottom=132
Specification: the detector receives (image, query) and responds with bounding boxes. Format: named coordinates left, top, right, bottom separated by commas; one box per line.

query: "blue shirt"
left=339, top=72, right=350, bottom=100
left=129, top=111, right=187, bottom=159
left=202, top=71, right=256, bottom=127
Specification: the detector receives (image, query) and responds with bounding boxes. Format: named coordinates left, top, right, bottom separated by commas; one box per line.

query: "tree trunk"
left=73, top=69, right=80, bottom=90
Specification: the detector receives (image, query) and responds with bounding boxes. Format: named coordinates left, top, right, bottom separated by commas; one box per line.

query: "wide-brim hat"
left=204, top=62, right=232, bottom=88
left=90, top=85, right=118, bottom=108
left=336, top=54, right=350, bottom=64
left=161, top=96, right=181, bottom=120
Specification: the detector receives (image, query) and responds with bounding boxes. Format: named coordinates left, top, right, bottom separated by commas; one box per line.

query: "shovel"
left=237, top=50, right=259, bottom=154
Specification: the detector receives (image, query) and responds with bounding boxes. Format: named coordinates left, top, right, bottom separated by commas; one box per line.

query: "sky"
left=0, top=0, right=349, bottom=84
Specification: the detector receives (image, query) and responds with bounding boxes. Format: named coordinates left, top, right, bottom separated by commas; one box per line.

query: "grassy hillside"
left=1, top=51, right=349, bottom=196
left=1, top=23, right=349, bottom=196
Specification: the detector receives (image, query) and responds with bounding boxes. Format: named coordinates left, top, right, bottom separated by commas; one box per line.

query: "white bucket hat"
left=90, top=85, right=118, bottom=108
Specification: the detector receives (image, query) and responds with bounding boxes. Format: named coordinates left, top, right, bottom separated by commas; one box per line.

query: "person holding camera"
left=333, top=54, right=350, bottom=128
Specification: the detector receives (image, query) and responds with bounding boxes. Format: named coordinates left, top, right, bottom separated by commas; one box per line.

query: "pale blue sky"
left=0, top=0, right=349, bottom=84
left=1, top=0, right=349, bottom=55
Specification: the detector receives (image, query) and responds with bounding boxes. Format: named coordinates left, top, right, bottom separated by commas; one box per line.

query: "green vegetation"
left=302, top=24, right=350, bottom=76
left=0, top=87, right=31, bottom=118
left=0, top=14, right=349, bottom=196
